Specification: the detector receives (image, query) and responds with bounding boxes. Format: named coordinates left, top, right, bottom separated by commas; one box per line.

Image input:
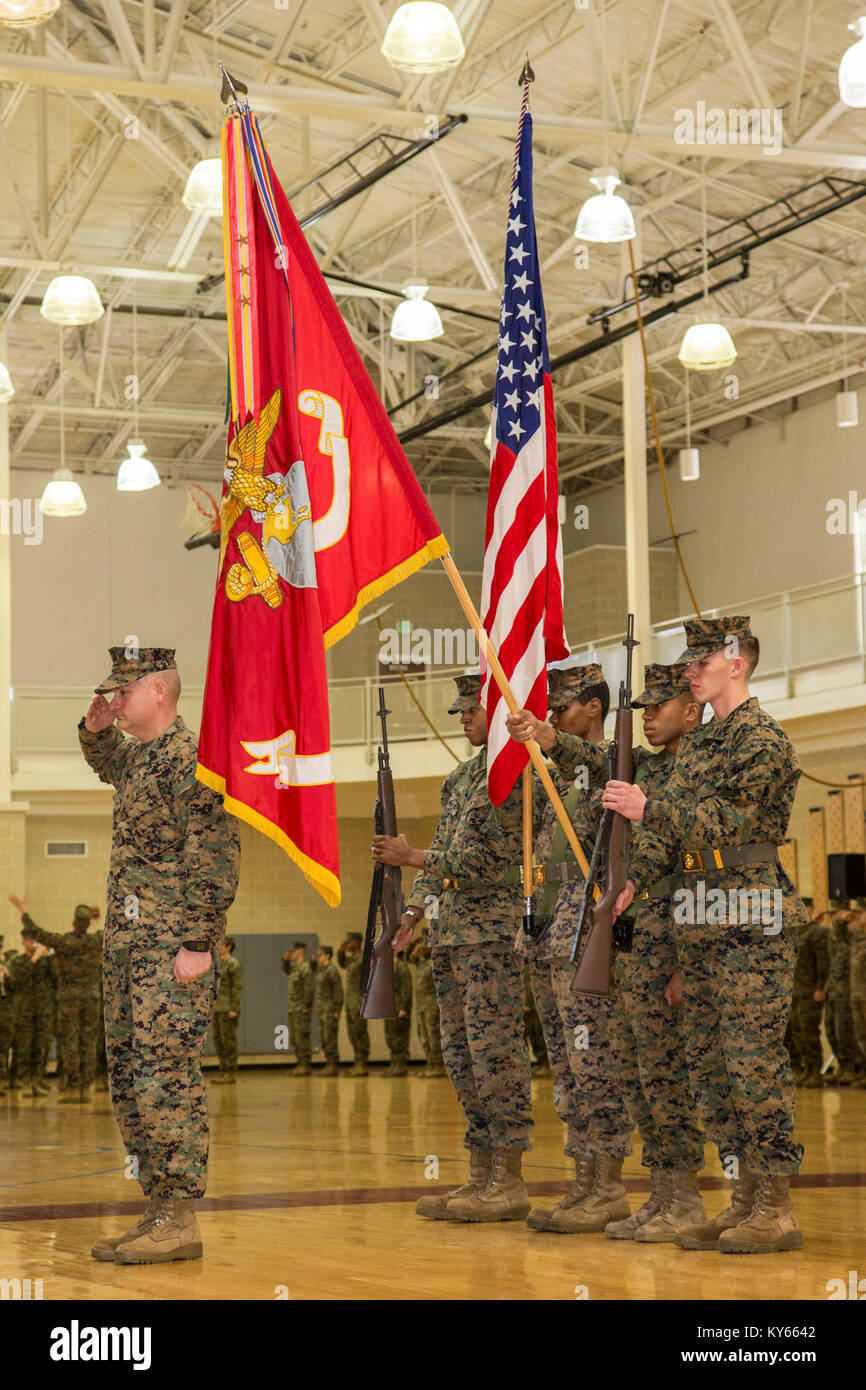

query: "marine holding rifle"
left=603, top=618, right=807, bottom=1254
left=372, top=672, right=536, bottom=1224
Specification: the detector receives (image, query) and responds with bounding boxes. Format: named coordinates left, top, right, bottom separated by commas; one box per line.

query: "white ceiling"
left=2, top=0, right=866, bottom=503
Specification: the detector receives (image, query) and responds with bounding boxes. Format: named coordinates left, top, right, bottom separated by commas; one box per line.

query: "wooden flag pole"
left=440, top=552, right=593, bottom=881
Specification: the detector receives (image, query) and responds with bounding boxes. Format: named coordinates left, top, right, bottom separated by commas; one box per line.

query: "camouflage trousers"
left=213, top=1012, right=239, bottom=1073
left=288, top=1010, right=311, bottom=1065
left=848, top=939, right=866, bottom=1061
left=57, top=996, right=100, bottom=1088
left=825, top=989, right=863, bottom=1067
left=13, top=1005, right=54, bottom=1084
left=0, top=1001, right=16, bottom=1081
left=95, top=997, right=108, bottom=1082
left=675, top=918, right=803, bottom=1175
left=524, top=978, right=548, bottom=1065
left=385, top=1015, right=411, bottom=1063
left=416, top=1005, right=443, bottom=1066
left=104, top=948, right=216, bottom=1200
left=788, top=989, right=824, bottom=1073
left=345, top=1004, right=369, bottom=1063
left=526, top=957, right=631, bottom=1158
left=610, top=907, right=704, bottom=1171
left=433, top=944, right=532, bottom=1152
left=318, top=1011, right=340, bottom=1065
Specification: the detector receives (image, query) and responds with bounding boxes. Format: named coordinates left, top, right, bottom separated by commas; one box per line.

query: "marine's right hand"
left=85, top=694, right=117, bottom=732
left=7, top=892, right=25, bottom=914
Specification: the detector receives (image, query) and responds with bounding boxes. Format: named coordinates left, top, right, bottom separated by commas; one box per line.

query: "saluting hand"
left=85, top=693, right=118, bottom=733
left=602, top=780, right=647, bottom=821
left=7, top=892, right=25, bottom=914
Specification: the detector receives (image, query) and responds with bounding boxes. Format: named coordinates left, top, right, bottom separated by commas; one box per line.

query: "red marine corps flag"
left=196, top=75, right=447, bottom=905
left=481, top=73, right=568, bottom=805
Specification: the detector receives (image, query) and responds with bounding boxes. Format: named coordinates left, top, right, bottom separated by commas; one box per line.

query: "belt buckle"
left=443, top=876, right=458, bottom=891
left=683, top=850, right=703, bottom=871
left=639, top=890, right=649, bottom=900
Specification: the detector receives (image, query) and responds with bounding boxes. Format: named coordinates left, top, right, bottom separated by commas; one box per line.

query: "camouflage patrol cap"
left=74, top=904, right=94, bottom=923
left=95, top=646, right=177, bottom=693
left=292, top=940, right=307, bottom=951
left=632, top=663, right=692, bottom=708
left=447, top=673, right=483, bottom=714
left=547, top=663, right=604, bottom=707
left=345, top=932, right=363, bottom=943
left=676, top=617, right=752, bottom=664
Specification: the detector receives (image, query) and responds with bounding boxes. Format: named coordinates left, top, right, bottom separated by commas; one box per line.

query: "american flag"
left=481, top=81, right=569, bottom=806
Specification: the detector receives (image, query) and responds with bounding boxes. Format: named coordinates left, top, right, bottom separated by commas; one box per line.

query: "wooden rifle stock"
left=361, top=691, right=405, bottom=1020
left=571, top=616, right=638, bottom=997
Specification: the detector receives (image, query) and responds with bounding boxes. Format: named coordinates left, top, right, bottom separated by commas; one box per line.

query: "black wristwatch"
left=182, top=940, right=211, bottom=953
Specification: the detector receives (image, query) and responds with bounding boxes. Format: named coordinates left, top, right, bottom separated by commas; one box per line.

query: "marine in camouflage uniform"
left=13, top=903, right=103, bottom=1100
left=605, top=618, right=807, bottom=1255
left=374, top=673, right=534, bottom=1224
left=0, top=936, right=19, bottom=1096
left=212, top=937, right=242, bottom=1083
left=9, top=934, right=57, bottom=1095
left=79, top=646, right=239, bottom=1265
left=849, top=911, right=866, bottom=1086
left=787, top=908, right=829, bottom=1087
left=509, top=663, right=634, bottom=1234
left=339, top=933, right=369, bottom=1075
left=282, top=943, right=314, bottom=1074
left=825, top=912, right=865, bottom=1084
left=412, top=932, right=444, bottom=1076
left=384, top=954, right=412, bottom=1075
left=315, top=946, right=343, bottom=1074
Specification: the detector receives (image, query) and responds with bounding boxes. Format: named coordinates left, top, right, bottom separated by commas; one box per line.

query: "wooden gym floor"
left=1, top=1067, right=863, bottom=1302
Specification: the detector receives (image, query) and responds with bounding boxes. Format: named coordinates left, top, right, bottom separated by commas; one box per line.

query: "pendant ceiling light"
left=40, top=274, right=104, bottom=326
left=0, top=0, right=60, bottom=26
left=40, top=327, right=86, bottom=517
left=117, top=289, right=160, bottom=491
left=390, top=284, right=444, bottom=342
left=381, top=3, right=465, bottom=74
left=839, top=16, right=866, bottom=106
left=117, top=439, right=161, bottom=491
left=0, top=361, right=14, bottom=403
left=575, top=168, right=636, bottom=243
left=182, top=158, right=223, bottom=217
left=678, top=182, right=737, bottom=371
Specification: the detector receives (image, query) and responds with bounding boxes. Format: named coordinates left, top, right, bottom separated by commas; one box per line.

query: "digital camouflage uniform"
left=384, top=958, right=412, bottom=1068
left=213, top=954, right=243, bottom=1076
left=0, top=941, right=19, bottom=1092
left=523, top=967, right=548, bottom=1067
left=850, top=923, right=866, bottom=1070
left=342, top=949, right=370, bottom=1065
left=20, top=908, right=103, bottom=1090
left=414, top=952, right=443, bottom=1071
left=10, top=950, right=57, bottom=1089
left=630, top=693, right=805, bottom=1178
left=283, top=958, right=314, bottom=1065
left=79, top=700, right=239, bottom=1200
left=788, top=917, right=830, bottom=1079
left=315, top=960, right=344, bottom=1065
left=406, top=740, right=531, bottom=1153
left=825, top=917, right=864, bottom=1075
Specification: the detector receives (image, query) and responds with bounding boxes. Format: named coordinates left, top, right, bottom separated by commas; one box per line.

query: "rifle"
left=360, top=688, right=405, bottom=1019
left=569, top=614, right=638, bottom=997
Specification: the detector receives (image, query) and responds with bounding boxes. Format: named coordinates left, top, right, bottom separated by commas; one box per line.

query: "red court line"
left=0, top=1172, right=863, bottom=1224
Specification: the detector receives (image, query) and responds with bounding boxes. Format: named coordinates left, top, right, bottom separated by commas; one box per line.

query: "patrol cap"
left=95, top=646, right=177, bottom=694
left=345, top=932, right=363, bottom=943
left=547, top=663, right=603, bottom=707
left=292, top=940, right=307, bottom=951
left=632, top=663, right=692, bottom=708
left=676, top=617, right=752, bottom=664
left=74, top=904, right=94, bottom=923
left=447, top=673, right=482, bottom=714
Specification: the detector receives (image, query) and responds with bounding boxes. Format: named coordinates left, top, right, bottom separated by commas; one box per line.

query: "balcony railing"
left=12, top=572, right=866, bottom=769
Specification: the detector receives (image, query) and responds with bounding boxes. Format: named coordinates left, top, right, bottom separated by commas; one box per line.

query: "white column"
left=621, top=235, right=654, bottom=668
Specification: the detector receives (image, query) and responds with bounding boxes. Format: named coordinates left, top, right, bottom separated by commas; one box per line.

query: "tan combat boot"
left=718, top=1176, right=802, bottom=1253
left=57, top=1086, right=79, bottom=1103
left=349, top=1062, right=368, bottom=1077
left=416, top=1146, right=492, bottom=1220
left=634, top=1170, right=707, bottom=1243
left=91, top=1196, right=162, bottom=1262
left=527, top=1154, right=595, bottom=1232
left=801, top=1069, right=824, bottom=1089
left=114, top=1197, right=203, bottom=1264
left=322, top=1063, right=338, bottom=1077
left=79, top=1083, right=94, bottom=1102
left=446, top=1150, right=531, bottom=1223
left=675, top=1169, right=758, bottom=1250
left=534, top=1155, right=630, bottom=1233
left=605, top=1167, right=670, bottom=1239
left=294, top=1062, right=312, bottom=1076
